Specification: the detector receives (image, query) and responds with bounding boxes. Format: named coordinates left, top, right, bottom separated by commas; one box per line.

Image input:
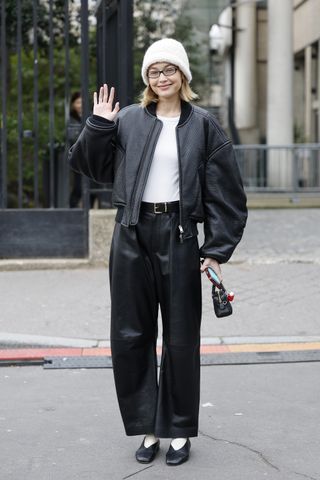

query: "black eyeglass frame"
left=147, top=65, right=179, bottom=79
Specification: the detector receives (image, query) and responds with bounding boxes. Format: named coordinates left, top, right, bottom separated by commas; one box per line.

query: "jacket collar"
left=146, top=100, right=193, bottom=126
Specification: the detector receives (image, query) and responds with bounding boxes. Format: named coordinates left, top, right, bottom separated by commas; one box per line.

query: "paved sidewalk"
left=0, top=210, right=319, bottom=347
left=0, top=262, right=319, bottom=347
left=1, top=209, right=320, bottom=349
left=1, top=209, right=320, bottom=480
left=1, top=363, right=319, bottom=480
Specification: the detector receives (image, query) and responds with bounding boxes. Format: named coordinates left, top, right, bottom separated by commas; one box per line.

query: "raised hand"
left=93, top=84, right=120, bottom=122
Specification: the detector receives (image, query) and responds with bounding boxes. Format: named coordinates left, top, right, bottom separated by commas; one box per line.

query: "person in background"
left=69, top=38, right=247, bottom=466
left=68, top=92, right=83, bottom=208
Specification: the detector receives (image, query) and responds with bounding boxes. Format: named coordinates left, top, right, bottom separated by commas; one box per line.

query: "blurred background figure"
left=67, top=91, right=112, bottom=208
left=68, top=92, right=83, bottom=208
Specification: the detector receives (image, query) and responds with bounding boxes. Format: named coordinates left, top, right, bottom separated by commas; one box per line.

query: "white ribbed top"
left=142, top=115, right=180, bottom=202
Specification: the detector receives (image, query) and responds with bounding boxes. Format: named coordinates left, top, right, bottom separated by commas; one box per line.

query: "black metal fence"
left=96, top=0, right=133, bottom=107
left=0, top=0, right=133, bottom=211
left=0, top=0, right=133, bottom=258
left=0, top=0, right=90, bottom=209
left=235, top=144, right=320, bottom=192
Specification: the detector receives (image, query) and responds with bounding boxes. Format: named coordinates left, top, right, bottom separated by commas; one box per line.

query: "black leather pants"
left=109, top=210, right=202, bottom=438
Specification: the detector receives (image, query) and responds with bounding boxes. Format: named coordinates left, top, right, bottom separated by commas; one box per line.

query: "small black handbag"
left=204, top=265, right=234, bottom=318
left=212, top=285, right=233, bottom=318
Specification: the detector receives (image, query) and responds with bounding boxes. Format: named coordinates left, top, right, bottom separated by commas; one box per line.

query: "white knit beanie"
left=141, top=38, right=192, bottom=85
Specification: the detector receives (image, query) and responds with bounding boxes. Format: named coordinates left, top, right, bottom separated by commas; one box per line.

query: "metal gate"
left=0, top=0, right=133, bottom=258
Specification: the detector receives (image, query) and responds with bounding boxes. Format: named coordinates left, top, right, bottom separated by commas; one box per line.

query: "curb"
left=246, top=193, right=320, bottom=209
left=1, top=341, right=320, bottom=364
left=1, top=256, right=320, bottom=271
left=0, top=332, right=105, bottom=348
left=2, top=334, right=320, bottom=349
left=0, top=259, right=93, bottom=272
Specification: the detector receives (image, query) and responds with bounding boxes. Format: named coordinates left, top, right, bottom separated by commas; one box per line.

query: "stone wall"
left=89, top=209, right=116, bottom=267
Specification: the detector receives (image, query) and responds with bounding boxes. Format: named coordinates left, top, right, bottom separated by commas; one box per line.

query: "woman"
left=69, top=38, right=247, bottom=466
left=68, top=92, right=83, bottom=208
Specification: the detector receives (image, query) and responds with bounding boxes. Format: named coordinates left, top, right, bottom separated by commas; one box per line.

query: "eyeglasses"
left=147, top=65, right=178, bottom=79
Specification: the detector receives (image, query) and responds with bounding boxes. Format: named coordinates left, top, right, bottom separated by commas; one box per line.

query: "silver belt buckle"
left=154, top=202, right=167, bottom=214
left=154, top=203, right=161, bottom=214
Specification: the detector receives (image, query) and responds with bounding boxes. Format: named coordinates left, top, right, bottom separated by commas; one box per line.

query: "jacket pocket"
left=182, top=218, right=199, bottom=240
left=189, top=162, right=204, bottom=222
left=112, top=146, right=126, bottom=206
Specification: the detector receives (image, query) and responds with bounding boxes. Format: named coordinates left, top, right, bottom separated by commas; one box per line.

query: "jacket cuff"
left=87, top=115, right=116, bottom=129
left=199, top=249, right=227, bottom=264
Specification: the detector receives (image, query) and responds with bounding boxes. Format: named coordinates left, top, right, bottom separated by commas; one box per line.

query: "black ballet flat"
left=166, top=438, right=191, bottom=466
left=135, top=438, right=160, bottom=463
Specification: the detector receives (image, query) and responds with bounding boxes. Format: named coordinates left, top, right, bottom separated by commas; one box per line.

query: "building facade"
left=207, top=0, right=320, bottom=146
left=294, top=0, right=320, bottom=143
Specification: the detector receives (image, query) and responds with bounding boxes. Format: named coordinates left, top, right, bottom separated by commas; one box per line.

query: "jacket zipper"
left=176, top=127, right=184, bottom=243
left=129, top=119, right=162, bottom=225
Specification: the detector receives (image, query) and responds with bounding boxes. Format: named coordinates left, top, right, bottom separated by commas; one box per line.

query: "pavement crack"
left=199, top=429, right=280, bottom=472
left=122, top=465, right=154, bottom=479
left=292, top=471, right=319, bottom=480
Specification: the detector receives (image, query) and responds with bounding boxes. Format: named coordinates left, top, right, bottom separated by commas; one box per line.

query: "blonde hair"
left=140, top=74, right=198, bottom=107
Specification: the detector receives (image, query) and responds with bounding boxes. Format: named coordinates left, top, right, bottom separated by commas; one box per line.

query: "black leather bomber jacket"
left=69, top=100, right=247, bottom=264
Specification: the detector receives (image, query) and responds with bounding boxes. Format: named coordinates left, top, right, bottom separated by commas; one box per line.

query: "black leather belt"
left=140, top=201, right=179, bottom=214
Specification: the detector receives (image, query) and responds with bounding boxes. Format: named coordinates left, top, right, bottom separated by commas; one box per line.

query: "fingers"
left=102, top=84, right=115, bottom=104
left=108, top=86, right=115, bottom=105
left=96, top=84, right=117, bottom=104
left=99, top=86, right=104, bottom=103
left=200, top=258, right=222, bottom=281
left=92, top=85, right=120, bottom=118
left=102, top=84, right=109, bottom=103
left=200, top=258, right=211, bottom=272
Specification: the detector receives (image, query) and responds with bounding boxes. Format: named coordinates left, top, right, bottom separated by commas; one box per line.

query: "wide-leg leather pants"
left=109, top=210, right=202, bottom=438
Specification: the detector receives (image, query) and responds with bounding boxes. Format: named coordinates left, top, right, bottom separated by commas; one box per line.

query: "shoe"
left=166, top=438, right=191, bottom=466
left=135, top=438, right=160, bottom=463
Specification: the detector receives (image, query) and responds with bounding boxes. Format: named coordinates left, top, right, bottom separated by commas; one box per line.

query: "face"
left=72, top=97, right=82, bottom=116
left=147, top=62, right=182, bottom=101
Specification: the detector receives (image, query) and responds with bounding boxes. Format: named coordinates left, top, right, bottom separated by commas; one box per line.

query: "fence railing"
left=0, top=0, right=133, bottom=211
left=234, top=144, right=320, bottom=192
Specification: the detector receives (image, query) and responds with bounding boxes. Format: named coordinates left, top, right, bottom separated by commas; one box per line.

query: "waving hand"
left=93, top=84, right=120, bottom=122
